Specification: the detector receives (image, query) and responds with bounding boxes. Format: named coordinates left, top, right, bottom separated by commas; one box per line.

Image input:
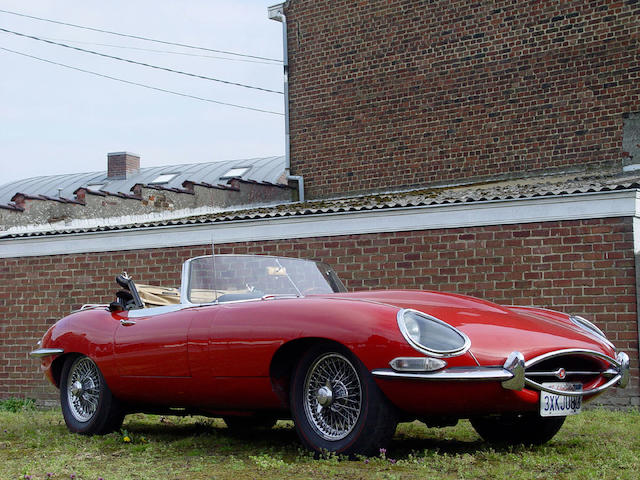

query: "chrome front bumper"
left=29, top=348, right=64, bottom=358
left=371, top=349, right=630, bottom=397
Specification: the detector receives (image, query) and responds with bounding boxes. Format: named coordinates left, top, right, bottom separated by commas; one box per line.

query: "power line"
left=0, top=27, right=283, bottom=95
left=42, top=37, right=280, bottom=65
left=0, top=46, right=284, bottom=116
left=0, top=8, right=282, bottom=62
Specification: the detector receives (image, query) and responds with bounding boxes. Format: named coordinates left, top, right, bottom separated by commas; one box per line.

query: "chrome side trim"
left=30, top=348, right=64, bottom=358
left=127, top=304, right=191, bottom=318
left=71, top=304, right=108, bottom=313
left=372, top=366, right=513, bottom=382
left=79, top=304, right=109, bottom=311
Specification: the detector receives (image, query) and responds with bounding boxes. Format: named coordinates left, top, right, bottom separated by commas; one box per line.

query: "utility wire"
left=0, top=27, right=283, bottom=94
left=42, top=37, right=280, bottom=65
left=0, top=8, right=282, bottom=62
left=0, top=46, right=284, bottom=116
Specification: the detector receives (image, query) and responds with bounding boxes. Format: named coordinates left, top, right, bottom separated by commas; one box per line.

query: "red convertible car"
left=31, top=254, right=629, bottom=455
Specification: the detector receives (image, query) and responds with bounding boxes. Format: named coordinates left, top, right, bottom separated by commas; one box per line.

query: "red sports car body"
left=31, top=254, right=630, bottom=455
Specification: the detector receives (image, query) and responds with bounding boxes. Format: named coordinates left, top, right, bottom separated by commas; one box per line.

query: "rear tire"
left=470, top=413, right=566, bottom=445
left=60, top=355, right=124, bottom=435
left=290, top=344, right=397, bottom=456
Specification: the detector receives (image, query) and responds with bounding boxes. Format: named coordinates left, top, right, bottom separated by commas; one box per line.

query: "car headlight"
left=570, top=315, right=615, bottom=349
left=397, top=309, right=470, bottom=357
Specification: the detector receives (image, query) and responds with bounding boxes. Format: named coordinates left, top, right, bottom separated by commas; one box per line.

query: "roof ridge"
left=0, top=155, right=286, bottom=187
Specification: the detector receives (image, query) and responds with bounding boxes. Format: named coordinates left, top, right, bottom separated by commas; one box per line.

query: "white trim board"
left=1, top=190, right=638, bottom=258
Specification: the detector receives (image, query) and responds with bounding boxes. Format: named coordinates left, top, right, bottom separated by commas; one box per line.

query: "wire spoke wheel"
left=66, top=357, right=102, bottom=422
left=291, top=345, right=397, bottom=455
left=303, top=353, right=362, bottom=441
left=60, top=355, right=124, bottom=435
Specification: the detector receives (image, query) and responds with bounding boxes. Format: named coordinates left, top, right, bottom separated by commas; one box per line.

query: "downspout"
left=633, top=194, right=640, bottom=367
left=268, top=3, right=304, bottom=202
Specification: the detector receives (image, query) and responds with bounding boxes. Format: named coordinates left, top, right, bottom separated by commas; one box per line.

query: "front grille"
left=525, top=355, right=607, bottom=384
left=520, top=349, right=624, bottom=396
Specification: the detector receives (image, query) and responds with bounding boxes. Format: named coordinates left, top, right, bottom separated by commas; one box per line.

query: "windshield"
left=185, top=255, right=347, bottom=303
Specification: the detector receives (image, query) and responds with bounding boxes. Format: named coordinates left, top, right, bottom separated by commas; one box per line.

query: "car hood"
left=322, top=290, right=614, bottom=364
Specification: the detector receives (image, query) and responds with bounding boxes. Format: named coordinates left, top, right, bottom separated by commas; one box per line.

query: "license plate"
left=540, top=383, right=582, bottom=417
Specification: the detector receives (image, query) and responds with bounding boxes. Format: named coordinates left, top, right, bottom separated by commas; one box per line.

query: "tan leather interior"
left=136, top=285, right=249, bottom=306
left=136, top=284, right=181, bottom=307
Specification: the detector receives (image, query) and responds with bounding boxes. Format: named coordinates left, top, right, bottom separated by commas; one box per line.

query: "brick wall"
left=284, top=0, right=640, bottom=198
left=0, top=217, right=637, bottom=406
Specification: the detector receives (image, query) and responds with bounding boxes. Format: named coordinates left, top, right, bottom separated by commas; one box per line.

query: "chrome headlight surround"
left=569, top=315, right=615, bottom=350
left=397, top=309, right=471, bottom=358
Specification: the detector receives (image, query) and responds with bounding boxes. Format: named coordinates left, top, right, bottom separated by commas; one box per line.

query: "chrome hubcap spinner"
left=71, top=380, right=83, bottom=397
left=303, top=353, right=362, bottom=441
left=66, top=357, right=101, bottom=422
left=317, top=385, right=333, bottom=407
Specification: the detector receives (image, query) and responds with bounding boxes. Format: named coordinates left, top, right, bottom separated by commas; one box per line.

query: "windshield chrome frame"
left=179, top=254, right=342, bottom=306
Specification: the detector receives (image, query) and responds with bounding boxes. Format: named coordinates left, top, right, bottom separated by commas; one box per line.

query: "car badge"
left=556, top=368, right=566, bottom=380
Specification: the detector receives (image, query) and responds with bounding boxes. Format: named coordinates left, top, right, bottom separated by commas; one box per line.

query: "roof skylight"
left=221, top=167, right=249, bottom=178
left=149, top=173, right=178, bottom=184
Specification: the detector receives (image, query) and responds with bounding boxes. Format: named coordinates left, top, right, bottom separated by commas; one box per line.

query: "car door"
left=113, top=305, right=193, bottom=403
left=203, top=300, right=288, bottom=409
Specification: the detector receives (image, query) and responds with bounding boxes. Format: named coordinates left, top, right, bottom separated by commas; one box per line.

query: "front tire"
left=290, top=344, right=397, bottom=456
left=60, top=355, right=124, bottom=434
left=470, top=413, right=566, bottom=445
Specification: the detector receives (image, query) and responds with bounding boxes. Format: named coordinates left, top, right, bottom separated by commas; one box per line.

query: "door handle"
left=120, top=319, right=136, bottom=326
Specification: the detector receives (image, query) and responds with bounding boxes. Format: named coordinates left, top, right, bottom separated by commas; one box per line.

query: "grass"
left=0, top=398, right=36, bottom=413
left=0, top=408, right=638, bottom=480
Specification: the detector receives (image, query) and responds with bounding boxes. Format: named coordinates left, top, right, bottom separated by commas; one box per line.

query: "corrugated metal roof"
left=3, top=171, right=640, bottom=239
left=0, top=156, right=285, bottom=206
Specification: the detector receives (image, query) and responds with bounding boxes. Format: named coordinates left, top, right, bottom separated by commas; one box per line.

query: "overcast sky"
left=0, top=0, right=284, bottom=185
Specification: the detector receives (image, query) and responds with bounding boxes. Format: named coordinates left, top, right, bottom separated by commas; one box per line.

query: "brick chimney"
left=107, top=152, right=140, bottom=179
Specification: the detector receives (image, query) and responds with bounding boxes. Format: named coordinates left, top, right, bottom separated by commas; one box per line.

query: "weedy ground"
left=0, top=401, right=638, bottom=480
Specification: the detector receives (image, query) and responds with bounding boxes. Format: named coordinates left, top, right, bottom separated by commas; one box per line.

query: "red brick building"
left=282, top=0, right=639, bottom=198
left=1, top=0, right=638, bottom=408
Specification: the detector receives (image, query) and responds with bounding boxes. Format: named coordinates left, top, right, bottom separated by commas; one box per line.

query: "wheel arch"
left=269, top=337, right=350, bottom=408
left=50, top=353, right=81, bottom=389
